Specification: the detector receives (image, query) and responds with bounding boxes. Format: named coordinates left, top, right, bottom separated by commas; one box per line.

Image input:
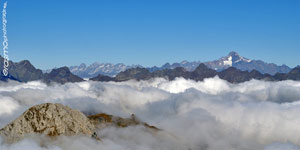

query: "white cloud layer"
left=1, top=77, right=300, bottom=150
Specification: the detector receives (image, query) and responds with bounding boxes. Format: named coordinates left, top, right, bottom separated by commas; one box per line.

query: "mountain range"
left=1, top=51, right=299, bottom=84
left=69, top=51, right=291, bottom=78
left=68, top=63, right=142, bottom=78
left=0, top=55, right=82, bottom=84
left=90, top=63, right=300, bottom=83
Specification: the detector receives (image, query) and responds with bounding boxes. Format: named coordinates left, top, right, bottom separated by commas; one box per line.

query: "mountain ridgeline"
left=91, top=63, right=300, bottom=83
left=1, top=53, right=300, bottom=84
left=68, top=63, right=142, bottom=78
left=0, top=55, right=83, bottom=84
left=70, top=51, right=292, bottom=78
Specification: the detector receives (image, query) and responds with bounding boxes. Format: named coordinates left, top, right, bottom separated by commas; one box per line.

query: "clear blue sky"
left=4, top=0, right=300, bottom=69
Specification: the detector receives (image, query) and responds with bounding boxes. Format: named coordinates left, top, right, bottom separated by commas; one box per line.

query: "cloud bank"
left=1, top=77, right=300, bottom=150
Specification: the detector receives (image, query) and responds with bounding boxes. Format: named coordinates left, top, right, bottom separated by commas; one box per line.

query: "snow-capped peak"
left=227, top=51, right=252, bottom=63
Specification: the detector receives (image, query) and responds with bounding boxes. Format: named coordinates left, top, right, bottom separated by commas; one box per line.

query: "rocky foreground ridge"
left=0, top=103, right=158, bottom=143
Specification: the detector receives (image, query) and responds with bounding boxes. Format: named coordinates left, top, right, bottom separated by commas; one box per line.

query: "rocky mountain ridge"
left=0, top=55, right=83, bottom=84
left=91, top=63, right=300, bottom=83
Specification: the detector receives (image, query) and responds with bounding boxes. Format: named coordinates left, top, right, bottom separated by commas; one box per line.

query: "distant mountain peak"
left=162, top=63, right=171, bottom=68
left=43, top=66, right=83, bottom=84
left=79, top=63, right=86, bottom=68
left=223, top=51, right=252, bottom=66
left=228, top=51, right=239, bottom=56
left=195, top=63, right=208, bottom=70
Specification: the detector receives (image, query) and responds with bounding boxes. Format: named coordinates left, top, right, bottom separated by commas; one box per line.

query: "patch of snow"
left=181, top=60, right=188, bottom=64
left=234, top=57, right=252, bottom=63
left=70, top=68, right=78, bottom=71
left=223, top=56, right=232, bottom=66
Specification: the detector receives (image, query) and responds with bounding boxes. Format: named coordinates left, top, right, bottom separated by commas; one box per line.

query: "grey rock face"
left=0, top=55, right=83, bottom=84
left=0, top=103, right=96, bottom=143
left=0, top=56, right=44, bottom=82
left=43, top=67, right=84, bottom=84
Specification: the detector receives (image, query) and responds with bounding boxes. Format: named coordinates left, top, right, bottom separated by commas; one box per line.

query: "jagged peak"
left=18, top=60, right=32, bottom=66
left=47, top=66, right=72, bottom=76
left=196, top=63, right=208, bottom=69
left=228, top=51, right=240, bottom=57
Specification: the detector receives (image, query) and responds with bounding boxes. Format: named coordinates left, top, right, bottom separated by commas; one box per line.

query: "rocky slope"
left=0, top=103, right=96, bottom=142
left=0, top=103, right=159, bottom=143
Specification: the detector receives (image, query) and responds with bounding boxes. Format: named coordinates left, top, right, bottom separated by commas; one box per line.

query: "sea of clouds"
left=1, top=77, right=300, bottom=150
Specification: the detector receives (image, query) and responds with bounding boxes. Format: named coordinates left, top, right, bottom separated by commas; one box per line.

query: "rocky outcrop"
left=0, top=103, right=159, bottom=143
left=88, top=113, right=159, bottom=131
left=0, top=103, right=96, bottom=142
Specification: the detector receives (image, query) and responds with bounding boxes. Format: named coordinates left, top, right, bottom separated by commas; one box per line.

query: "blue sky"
left=4, top=0, right=300, bottom=69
